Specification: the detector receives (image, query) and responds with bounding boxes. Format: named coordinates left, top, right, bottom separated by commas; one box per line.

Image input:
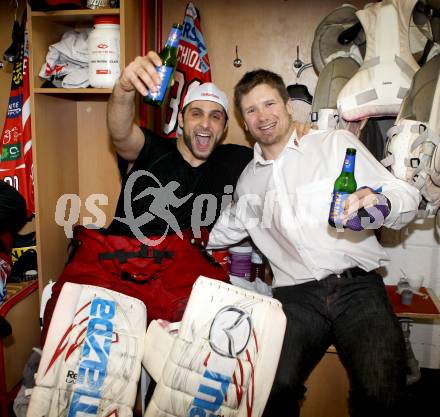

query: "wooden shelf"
left=27, top=0, right=147, bottom=293
left=34, top=87, right=112, bottom=94
left=31, top=8, right=119, bottom=25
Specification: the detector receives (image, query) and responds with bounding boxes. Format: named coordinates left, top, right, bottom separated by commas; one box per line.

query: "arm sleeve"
left=335, top=130, right=421, bottom=230
left=207, top=201, right=250, bottom=249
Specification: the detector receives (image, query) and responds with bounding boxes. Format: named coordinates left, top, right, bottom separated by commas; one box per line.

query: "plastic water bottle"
left=88, top=16, right=120, bottom=88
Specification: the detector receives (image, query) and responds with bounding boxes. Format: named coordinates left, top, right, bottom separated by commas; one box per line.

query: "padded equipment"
left=338, top=0, right=421, bottom=121
left=311, top=57, right=360, bottom=130
left=382, top=54, right=440, bottom=215
left=143, top=276, right=286, bottom=417
left=311, top=4, right=365, bottom=75
left=27, top=283, right=147, bottom=417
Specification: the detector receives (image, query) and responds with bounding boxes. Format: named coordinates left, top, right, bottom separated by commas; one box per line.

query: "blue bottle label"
left=165, top=27, right=182, bottom=48
left=145, top=65, right=174, bottom=102
left=342, top=154, right=356, bottom=173
left=329, top=191, right=349, bottom=225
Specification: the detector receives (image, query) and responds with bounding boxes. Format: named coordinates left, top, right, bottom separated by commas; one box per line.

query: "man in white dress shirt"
left=208, top=69, right=421, bottom=417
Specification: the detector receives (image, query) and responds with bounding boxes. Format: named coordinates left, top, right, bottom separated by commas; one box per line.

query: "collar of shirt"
left=252, top=129, right=302, bottom=173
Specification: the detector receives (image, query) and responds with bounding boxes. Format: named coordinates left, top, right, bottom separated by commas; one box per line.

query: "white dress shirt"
left=208, top=129, right=421, bottom=288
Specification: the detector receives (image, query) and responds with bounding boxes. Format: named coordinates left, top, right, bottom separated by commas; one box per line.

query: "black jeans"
left=262, top=270, right=407, bottom=417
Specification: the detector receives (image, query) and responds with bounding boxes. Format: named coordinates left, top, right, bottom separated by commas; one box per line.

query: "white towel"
left=39, top=30, right=91, bottom=88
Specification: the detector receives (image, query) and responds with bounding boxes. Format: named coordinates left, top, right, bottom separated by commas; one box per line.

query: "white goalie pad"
left=337, top=0, right=420, bottom=121
left=382, top=53, right=440, bottom=215
left=143, top=319, right=180, bottom=383
left=143, top=276, right=286, bottom=417
left=27, top=283, right=147, bottom=417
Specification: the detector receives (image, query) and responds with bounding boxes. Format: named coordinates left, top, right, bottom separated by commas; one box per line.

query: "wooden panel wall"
left=162, top=0, right=367, bottom=147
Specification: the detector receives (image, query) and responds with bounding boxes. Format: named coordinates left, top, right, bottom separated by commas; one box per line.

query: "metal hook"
left=297, top=63, right=313, bottom=78
left=293, top=45, right=303, bottom=69
left=292, top=45, right=313, bottom=79
left=233, top=45, right=242, bottom=68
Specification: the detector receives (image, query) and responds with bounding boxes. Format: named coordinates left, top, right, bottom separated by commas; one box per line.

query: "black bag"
left=27, top=0, right=84, bottom=11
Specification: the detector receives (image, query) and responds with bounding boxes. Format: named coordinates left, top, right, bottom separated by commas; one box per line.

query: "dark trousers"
left=262, top=270, right=407, bottom=417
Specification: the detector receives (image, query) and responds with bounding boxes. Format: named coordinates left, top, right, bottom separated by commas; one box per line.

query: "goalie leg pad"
left=27, top=283, right=147, bottom=417
left=144, top=276, right=286, bottom=417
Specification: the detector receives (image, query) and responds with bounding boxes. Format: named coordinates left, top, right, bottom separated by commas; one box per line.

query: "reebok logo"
left=201, top=92, right=220, bottom=99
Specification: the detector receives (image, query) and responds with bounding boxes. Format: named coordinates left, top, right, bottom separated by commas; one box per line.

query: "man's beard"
left=183, top=131, right=211, bottom=160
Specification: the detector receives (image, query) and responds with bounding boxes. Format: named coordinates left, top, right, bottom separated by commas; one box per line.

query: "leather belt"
left=332, top=267, right=369, bottom=279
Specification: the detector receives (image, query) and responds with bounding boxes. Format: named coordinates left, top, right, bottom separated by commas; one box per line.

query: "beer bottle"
left=143, top=23, right=183, bottom=107
left=328, top=147, right=357, bottom=228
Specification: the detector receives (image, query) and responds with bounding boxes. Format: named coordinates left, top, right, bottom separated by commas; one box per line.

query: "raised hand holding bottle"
left=143, top=23, right=183, bottom=107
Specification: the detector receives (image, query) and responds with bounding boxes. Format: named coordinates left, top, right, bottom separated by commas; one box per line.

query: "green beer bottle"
left=328, top=148, right=357, bottom=228
left=143, top=23, right=183, bottom=107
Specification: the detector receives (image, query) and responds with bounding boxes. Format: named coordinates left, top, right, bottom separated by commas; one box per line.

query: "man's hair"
left=234, top=69, right=289, bottom=115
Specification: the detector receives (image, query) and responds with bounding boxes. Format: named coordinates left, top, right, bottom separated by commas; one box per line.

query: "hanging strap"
left=99, top=244, right=173, bottom=264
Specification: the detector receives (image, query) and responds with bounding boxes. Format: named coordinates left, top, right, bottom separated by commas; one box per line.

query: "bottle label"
left=165, top=27, right=182, bottom=48
left=229, top=252, right=252, bottom=279
left=342, top=154, right=356, bottom=173
left=329, top=191, right=349, bottom=226
left=145, top=65, right=174, bottom=102
left=88, top=33, right=120, bottom=88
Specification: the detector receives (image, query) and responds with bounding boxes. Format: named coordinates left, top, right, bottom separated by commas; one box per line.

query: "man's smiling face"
left=179, top=100, right=227, bottom=163
left=240, top=83, right=294, bottom=150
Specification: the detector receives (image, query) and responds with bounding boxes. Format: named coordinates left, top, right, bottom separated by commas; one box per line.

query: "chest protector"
left=338, top=0, right=420, bottom=121
left=382, top=53, right=440, bottom=216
